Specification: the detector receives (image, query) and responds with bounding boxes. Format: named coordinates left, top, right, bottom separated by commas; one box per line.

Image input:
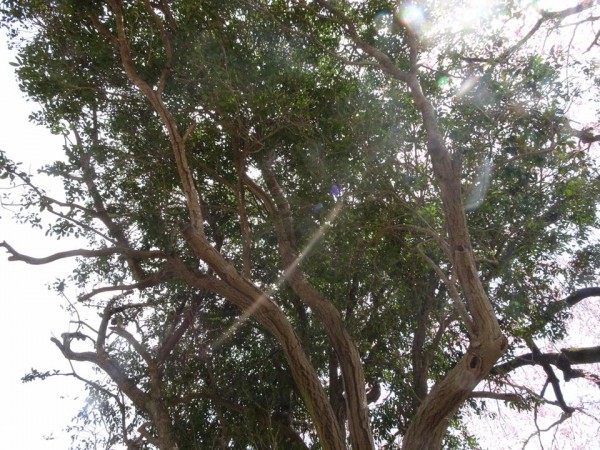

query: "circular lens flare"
left=398, top=4, right=428, bottom=37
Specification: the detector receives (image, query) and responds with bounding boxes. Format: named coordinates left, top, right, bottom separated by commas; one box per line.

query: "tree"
left=1, top=0, right=599, bottom=448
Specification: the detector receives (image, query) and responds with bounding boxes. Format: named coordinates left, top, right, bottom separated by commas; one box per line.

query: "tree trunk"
left=401, top=75, right=508, bottom=450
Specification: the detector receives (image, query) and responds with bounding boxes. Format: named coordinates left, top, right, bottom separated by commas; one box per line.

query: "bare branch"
left=1, top=241, right=165, bottom=265
left=528, top=340, right=574, bottom=414
left=470, top=390, right=523, bottom=403
left=493, top=345, right=600, bottom=379
left=521, top=409, right=573, bottom=450
left=465, top=0, right=597, bottom=62
left=532, top=287, right=600, bottom=333
left=51, top=333, right=97, bottom=363
left=586, top=27, right=600, bottom=51
left=78, top=266, right=174, bottom=301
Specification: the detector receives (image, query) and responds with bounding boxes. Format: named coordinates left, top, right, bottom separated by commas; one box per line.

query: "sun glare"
left=211, top=200, right=345, bottom=350
left=454, top=0, right=496, bottom=29
left=525, top=0, right=583, bottom=12
left=399, top=4, right=429, bottom=37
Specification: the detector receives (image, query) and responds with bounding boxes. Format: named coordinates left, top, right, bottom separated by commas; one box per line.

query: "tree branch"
left=493, top=345, right=600, bottom=378
left=259, top=155, right=374, bottom=449
left=73, top=127, right=147, bottom=280
left=112, top=325, right=153, bottom=366
left=78, top=267, right=174, bottom=301
left=470, top=390, right=523, bottom=403
left=102, top=0, right=206, bottom=234
left=416, top=244, right=475, bottom=337
left=1, top=241, right=164, bottom=265
left=143, top=0, right=172, bottom=94
left=312, top=0, right=410, bottom=81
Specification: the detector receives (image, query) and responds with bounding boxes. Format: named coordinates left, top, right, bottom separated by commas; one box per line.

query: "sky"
left=0, top=34, right=88, bottom=449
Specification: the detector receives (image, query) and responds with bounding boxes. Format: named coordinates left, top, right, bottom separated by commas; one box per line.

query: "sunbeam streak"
left=210, top=201, right=345, bottom=350
left=465, top=157, right=493, bottom=211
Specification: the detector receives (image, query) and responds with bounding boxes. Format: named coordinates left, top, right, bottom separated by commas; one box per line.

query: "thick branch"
left=493, top=345, right=600, bottom=377
left=259, top=158, right=374, bottom=450
left=533, top=287, right=600, bottom=333
left=156, top=292, right=204, bottom=364
left=167, top=253, right=345, bottom=449
left=103, top=0, right=205, bottom=234
left=233, top=135, right=252, bottom=278
left=51, top=334, right=98, bottom=363
left=528, top=340, right=574, bottom=413
left=295, top=4, right=507, bottom=447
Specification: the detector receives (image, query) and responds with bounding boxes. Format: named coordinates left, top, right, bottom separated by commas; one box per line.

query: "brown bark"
left=52, top=303, right=179, bottom=450
left=260, top=160, right=374, bottom=450
left=400, top=72, right=507, bottom=450
left=289, top=1, right=509, bottom=444
left=93, top=4, right=346, bottom=447
left=179, top=228, right=345, bottom=450
left=305, top=2, right=509, bottom=444
left=411, top=277, right=438, bottom=406
left=233, top=134, right=252, bottom=278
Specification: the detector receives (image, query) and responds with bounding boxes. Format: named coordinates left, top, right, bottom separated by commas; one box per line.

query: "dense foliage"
left=1, top=1, right=599, bottom=449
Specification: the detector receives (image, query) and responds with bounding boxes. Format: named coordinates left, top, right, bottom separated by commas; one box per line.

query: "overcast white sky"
left=0, top=34, right=88, bottom=449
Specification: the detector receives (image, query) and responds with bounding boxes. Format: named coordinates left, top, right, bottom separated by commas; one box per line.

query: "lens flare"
left=210, top=201, right=345, bottom=350
left=456, top=76, right=479, bottom=97
left=398, top=4, right=428, bottom=37
left=437, top=75, right=450, bottom=88
left=400, top=4, right=425, bottom=26
left=465, top=157, right=493, bottom=211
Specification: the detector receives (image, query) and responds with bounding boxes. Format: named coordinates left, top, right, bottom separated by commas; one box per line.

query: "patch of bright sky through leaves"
left=373, top=0, right=586, bottom=213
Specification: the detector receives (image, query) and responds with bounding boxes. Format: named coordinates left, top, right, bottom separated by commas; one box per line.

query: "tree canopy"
left=1, top=1, right=599, bottom=449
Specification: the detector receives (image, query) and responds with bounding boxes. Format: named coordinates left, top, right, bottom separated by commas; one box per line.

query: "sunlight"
left=456, top=75, right=479, bottom=97
left=454, top=0, right=496, bottom=29
left=374, top=10, right=393, bottom=36
left=465, top=157, right=494, bottom=211
left=211, top=200, right=345, bottom=350
left=524, top=0, right=583, bottom=13
left=398, top=4, right=429, bottom=37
